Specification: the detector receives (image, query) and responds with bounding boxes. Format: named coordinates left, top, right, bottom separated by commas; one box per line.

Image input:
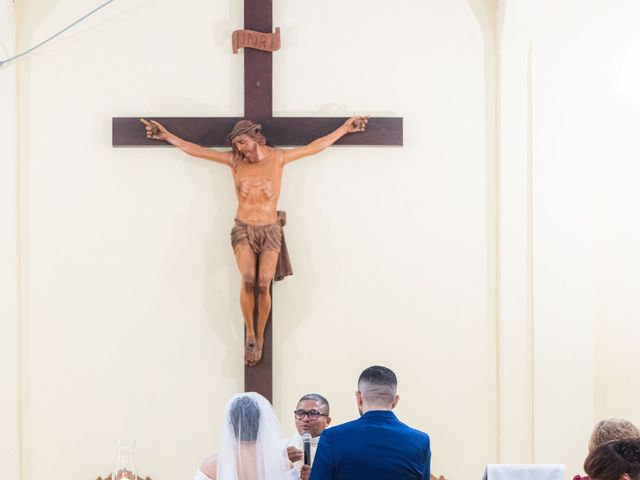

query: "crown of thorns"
left=226, top=120, right=262, bottom=144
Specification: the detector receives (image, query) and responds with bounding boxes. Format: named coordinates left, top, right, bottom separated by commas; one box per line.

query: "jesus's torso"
left=232, top=147, right=284, bottom=225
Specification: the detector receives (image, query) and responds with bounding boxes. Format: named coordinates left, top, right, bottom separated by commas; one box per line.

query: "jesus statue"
left=140, top=116, right=368, bottom=366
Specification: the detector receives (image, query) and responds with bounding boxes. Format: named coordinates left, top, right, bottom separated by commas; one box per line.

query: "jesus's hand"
left=140, top=118, right=170, bottom=141
left=343, top=115, right=369, bottom=133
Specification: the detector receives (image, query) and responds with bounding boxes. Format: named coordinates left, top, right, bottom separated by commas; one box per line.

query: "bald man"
left=310, top=366, right=431, bottom=480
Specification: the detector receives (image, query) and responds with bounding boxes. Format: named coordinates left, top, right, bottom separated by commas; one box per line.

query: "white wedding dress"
left=195, top=392, right=298, bottom=480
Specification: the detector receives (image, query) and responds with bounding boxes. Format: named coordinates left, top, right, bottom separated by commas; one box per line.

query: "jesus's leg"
left=249, top=249, right=279, bottom=366
left=234, top=244, right=259, bottom=365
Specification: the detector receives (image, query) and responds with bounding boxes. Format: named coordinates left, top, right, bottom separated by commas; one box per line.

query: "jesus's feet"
left=245, top=335, right=264, bottom=366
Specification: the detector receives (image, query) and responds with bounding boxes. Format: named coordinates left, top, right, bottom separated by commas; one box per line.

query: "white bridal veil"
left=217, top=392, right=291, bottom=480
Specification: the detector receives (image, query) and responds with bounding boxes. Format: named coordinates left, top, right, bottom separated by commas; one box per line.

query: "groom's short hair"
left=358, top=366, right=398, bottom=406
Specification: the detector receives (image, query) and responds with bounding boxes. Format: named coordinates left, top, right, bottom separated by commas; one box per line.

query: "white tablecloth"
left=483, top=464, right=565, bottom=480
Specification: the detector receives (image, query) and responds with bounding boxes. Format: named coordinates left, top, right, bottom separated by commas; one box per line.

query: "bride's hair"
left=217, top=392, right=289, bottom=480
left=229, top=396, right=260, bottom=442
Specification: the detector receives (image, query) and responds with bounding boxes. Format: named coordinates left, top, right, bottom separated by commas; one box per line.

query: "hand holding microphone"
left=299, top=434, right=313, bottom=480
left=300, top=464, right=311, bottom=480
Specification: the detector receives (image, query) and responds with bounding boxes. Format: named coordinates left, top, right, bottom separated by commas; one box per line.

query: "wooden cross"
left=112, top=0, right=402, bottom=404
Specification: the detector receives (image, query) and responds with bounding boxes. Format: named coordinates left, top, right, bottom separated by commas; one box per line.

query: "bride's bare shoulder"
left=199, top=454, right=218, bottom=480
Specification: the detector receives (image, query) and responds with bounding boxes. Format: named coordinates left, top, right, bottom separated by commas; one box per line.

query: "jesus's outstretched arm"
left=140, top=118, right=233, bottom=167
left=282, top=115, right=368, bottom=164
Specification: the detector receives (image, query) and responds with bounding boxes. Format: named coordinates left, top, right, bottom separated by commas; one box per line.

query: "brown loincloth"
left=230, top=210, right=293, bottom=281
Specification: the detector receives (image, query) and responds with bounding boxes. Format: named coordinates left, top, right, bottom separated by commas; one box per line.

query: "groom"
left=141, top=116, right=367, bottom=366
left=310, top=366, right=431, bottom=480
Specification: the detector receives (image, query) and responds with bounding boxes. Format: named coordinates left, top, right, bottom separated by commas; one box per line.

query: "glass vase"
left=113, top=440, right=137, bottom=480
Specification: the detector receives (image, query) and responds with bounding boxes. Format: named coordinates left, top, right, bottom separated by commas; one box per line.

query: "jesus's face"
left=232, top=134, right=260, bottom=163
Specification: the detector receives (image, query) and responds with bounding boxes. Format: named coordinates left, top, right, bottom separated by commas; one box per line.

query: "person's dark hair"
left=585, top=438, right=640, bottom=480
left=357, top=366, right=397, bottom=406
left=298, top=393, right=330, bottom=415
left=229, top=395, right=261, bottom=441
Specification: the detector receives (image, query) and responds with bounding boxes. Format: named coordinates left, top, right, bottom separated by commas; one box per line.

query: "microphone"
left=302, top=432, right=312, bottom=466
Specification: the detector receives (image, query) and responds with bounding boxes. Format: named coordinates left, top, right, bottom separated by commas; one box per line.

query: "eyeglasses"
left=294, top=409, right=328, bottom=420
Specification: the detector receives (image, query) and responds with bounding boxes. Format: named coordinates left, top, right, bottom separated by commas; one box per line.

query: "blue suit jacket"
left=309, top=410, right=431, bottom=480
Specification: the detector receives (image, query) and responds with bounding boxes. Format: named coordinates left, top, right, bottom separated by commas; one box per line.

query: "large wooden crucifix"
left=112, top=0, right=402, bottom=403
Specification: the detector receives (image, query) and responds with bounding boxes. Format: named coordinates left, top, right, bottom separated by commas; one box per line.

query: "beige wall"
left=498, top=0, right=640, bottom=474
left=0, top=1, right=20, bottom=479
left=496, top=0, right=533, bottom=464
left=4, top=0, right=639, bottom=479
left=533, top=0, right=640, bottom=471
left=9, top=1, right=491, bottom=479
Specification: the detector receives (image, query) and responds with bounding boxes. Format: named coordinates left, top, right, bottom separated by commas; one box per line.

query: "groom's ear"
left=391, top=394, right=400, bottom=409
left=355, top=390, right=363, bottom=407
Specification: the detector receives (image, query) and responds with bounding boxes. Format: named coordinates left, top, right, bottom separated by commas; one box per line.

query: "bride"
left=195, top=392, right=298, bottom=480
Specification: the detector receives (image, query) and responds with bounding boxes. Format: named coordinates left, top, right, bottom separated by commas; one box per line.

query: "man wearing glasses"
left=286, top=393, right=332, bottom=479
